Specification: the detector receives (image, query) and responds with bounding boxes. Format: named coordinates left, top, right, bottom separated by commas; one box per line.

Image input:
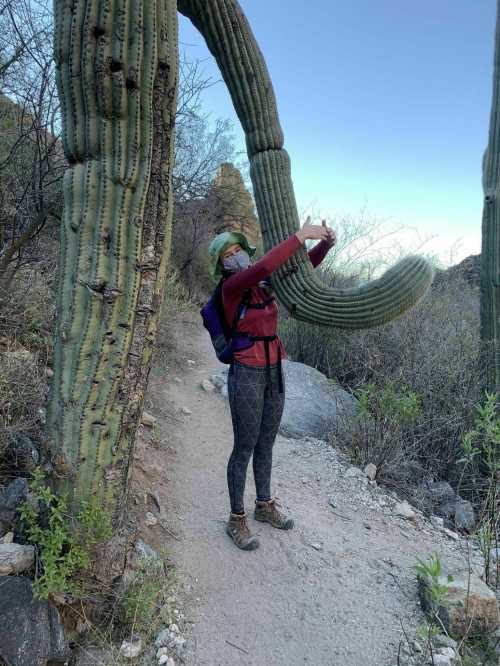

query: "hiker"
left=208, top=220, right=336, bottom=550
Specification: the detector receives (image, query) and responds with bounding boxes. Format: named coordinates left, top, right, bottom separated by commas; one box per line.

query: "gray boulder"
left=422, top=480, right=476, bottom=530
left=280, top=360, right=357, bottom=439
left=211, top=361, right=357, bottom=440
left=0, top=576, right=70, bottom=666
left=0, top=543, right=35, bottom=574
left=0, top=477, right=28, bottom=528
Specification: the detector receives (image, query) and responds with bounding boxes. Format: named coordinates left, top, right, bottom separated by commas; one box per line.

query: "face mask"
left=222, top=250, right=250, bottom=273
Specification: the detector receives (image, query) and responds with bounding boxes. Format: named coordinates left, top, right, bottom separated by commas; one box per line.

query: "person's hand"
left=296, top=216, right=330, bottom=244
left=321, top=219, right=337, bottom=247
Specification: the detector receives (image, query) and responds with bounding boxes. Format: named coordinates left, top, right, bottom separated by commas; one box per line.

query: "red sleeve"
left=308, top=240, right=332, bottom=268
left=222, top=233, right=302, bottom=323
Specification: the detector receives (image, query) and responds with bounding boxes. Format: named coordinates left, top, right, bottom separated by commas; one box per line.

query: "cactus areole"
left=481, top=1, right=500, bottom=397
left=50, top=0, right=434, bottom=515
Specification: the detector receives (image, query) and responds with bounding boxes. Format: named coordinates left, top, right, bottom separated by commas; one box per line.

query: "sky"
left=178, top=1, right=497, bottom=267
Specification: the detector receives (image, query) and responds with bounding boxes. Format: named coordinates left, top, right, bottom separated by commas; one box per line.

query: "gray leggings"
left=227, top=361, right=285, bottom=514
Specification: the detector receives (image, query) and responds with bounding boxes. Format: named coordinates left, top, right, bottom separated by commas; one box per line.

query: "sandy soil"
left=138, top=309, right=475, bottom=666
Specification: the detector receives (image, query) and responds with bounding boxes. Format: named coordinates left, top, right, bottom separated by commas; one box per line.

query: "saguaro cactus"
left=48, top=0, right=178, bottom=512
left=481, top=1, right=500, bottom=396
left=51, top=0, right=433, bottom=517
left=178, top=0, right=434, bottom=329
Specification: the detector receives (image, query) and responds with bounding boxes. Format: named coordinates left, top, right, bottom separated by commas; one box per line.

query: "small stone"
left=174, top=377, right=182, bottom=383
left=0, top=532, right=14, bottom=544
left=364, top=463, right=377, bottom=480
left=135, top=539, right=160, bottom=560
left=169, top=623, right=179, bottom=634
left=158, top=656, right=169, bottom=665
left=394, top=501, right=416, bottom=521
left=45, top=367, right=54, bottom=378
left=328, top=498, right=337, bottom=508
left=156, top=629, right=172, bottom=648
left=181, top=407, right=192, bottom=416
left=0, top=543, right=35, bottom=574
left=200, top=379, right=215, bottom=393
left=141, top=411, right=157, bottom=427
left=301, top=477, right=307, bottom=484
left=454, top=499, right=475, bottom=531
left=157, top=647, right=170, bottom=658
left=310, top=543, right=323, bottom=551
left=431, top=515, right=444, bottom=529
left=145, top=512, right=158, bottom=526
left=363, top=522, right=372, bottom=530
left=120, top=637, right=142, bottom=659
left=186, top=359, right=196, bottom=367
left=443, top=528, right=459, bottom=541
left=210, top=374, right=226, bottom=390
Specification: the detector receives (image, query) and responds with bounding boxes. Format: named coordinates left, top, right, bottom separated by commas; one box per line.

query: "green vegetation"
left=19, top=468, right=111, bottom=599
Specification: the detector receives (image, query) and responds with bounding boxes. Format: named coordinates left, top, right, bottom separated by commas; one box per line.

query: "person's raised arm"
left=223, top=224, right=329, bottom=298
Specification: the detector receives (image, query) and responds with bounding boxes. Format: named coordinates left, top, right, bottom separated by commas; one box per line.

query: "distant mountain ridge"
left=435, top=254, right=480, bottom=288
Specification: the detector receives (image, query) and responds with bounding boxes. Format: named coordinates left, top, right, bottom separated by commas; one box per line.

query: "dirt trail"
left=142, top=310, right=472, bottom=666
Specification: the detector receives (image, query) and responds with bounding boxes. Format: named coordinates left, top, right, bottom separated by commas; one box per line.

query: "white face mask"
left=222, top=250, right=250, bottom=273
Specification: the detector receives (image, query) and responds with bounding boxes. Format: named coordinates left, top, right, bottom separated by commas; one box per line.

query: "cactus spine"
left=481, top=1, right=500, bottom=396
left=178, top=0, right=434, bottom=328
left=49, top=0, right=178, bottom=512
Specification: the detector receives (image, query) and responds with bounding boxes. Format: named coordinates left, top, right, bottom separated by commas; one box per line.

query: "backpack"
left=200, top=280, right=254, bottom=364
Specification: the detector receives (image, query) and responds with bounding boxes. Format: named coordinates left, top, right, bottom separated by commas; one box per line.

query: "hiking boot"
left=226, top=513, right=260, bottom=550
left=254, top=499, right=294, bottom=530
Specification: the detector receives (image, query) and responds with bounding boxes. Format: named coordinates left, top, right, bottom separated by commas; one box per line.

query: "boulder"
left=421, top=481, right=476, bottom=530
left=210, top=361, right=357, bottom=439
left=454, top=499, right=475, bottom=531
left=0, top=576, right=70, bottom=666
left=418, top=570, right=500, bottom=638
left=7, top=434, right=40, bottom=472
left=0, top=477, right=28, bottom=525
left=0, top=543, right=35, bottom=574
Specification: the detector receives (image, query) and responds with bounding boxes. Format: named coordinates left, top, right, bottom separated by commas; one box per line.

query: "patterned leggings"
left=227, top=361, right=285, bottom=514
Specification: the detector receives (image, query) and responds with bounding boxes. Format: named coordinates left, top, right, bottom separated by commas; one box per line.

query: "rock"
left=0, top=576, right=70, bottom=666
left=0, top=531, right=14, bottom=544
left=201, top=379, right=215, bottom=393
left=0, top=477, right=29, bottom=525
left=169, top=623, right=179, bottom=634
left=0, top=543, right=35, bottom=574
left=432, top=634, right=458, bottom=651
left=45, top=366, right=54, bottom=378
left=157, top=647, right=170, bottom=658
left=328, top=498, right=337, bottom=508
left=418, top=570, right=500, bottom=638
left=310, top=542, right=323, bottom=551
left=364, top=463, right=377, bottom=480
left=120, top=637, right=143, bottom=659
left=167, top=659, right=176, bottom=666
left=145, top=511, right=158, bottom=526
left=454, top=499, right=475, bottom=531
left=431, top=515, right=444, bottom=529
left=186, top=359, right=196, bottom=367
left=280, top=361, right=357, bottom=438
left=135, top=539, right=160, bottom=561
left=159, top=657, right=169, bottom=665
left=443, top=528, right=459, bottom=541
left=181, top=407, right=192, bottom=415
left=156, top=628, right=173, bottom=647
left=395, top=501, right=416, bottom=521
left=141, top=411, right=157, bottom=427
left=210, top=372, right=227, bottom=390
left=431, top=648, right=460, bottom=666
left=7, top=434, right=39, bottom=472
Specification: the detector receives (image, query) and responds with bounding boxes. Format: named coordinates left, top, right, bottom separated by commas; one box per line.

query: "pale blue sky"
left=179, top=1, right=496, bottom=265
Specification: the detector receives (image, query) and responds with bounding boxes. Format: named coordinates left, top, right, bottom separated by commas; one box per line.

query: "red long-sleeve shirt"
left=222, top=234, right=332, bottom=367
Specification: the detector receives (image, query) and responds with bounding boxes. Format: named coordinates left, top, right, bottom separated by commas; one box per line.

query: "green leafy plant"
left=415, top=553, right=453, bottom=615
left=19, top=467, right=112, bottom=599
left=356, top=382, right=421, bottom=426
left=458, top=392, right=500, bottom=588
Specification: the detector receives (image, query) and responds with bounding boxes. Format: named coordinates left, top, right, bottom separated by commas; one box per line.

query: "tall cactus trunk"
left=481, top=0, right=500, bottom=397
left=48, top=0, right=178, bottom=516
left=178, top=0, right=434, bottom=328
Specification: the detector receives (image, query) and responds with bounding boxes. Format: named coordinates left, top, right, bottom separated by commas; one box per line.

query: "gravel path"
left=143, top=311, right=475, bottom=666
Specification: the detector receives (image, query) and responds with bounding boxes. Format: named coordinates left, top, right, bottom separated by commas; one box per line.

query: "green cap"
left=208, top=231, right=256, bottom=281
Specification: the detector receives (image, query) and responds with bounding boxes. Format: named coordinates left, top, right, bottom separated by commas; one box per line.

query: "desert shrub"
left=0, top=267, right=54, bottom=470
left=280, top=275, right=483, bottom=494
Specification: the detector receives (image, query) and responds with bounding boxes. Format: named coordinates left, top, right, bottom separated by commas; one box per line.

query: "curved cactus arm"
left=178, top=0, right=434, bottom=328
left=481, top=1, right=500, bottom=395
left=49, top=0, right=178, bottom=510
